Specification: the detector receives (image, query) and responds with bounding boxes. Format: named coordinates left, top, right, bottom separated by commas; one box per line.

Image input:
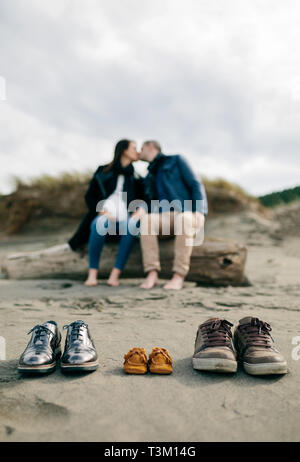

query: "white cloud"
left=0, top=0, right=300, bottom=195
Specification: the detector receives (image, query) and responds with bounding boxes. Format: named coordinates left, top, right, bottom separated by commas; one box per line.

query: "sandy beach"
left=0, top=208, right=300, bottom=442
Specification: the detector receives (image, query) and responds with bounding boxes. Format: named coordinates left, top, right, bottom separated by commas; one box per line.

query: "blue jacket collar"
left=148, top=153, right=177, bottom=171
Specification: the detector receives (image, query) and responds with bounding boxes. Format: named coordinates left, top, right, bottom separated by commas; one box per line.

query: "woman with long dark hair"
left=68, top=139, right=144, bottom=287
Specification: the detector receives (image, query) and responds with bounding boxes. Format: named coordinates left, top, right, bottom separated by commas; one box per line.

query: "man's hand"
left=194, top=211, right=205, bottom=229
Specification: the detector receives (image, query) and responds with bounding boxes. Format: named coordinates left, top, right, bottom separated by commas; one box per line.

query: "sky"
left=1, top=0, right=300, bottom=196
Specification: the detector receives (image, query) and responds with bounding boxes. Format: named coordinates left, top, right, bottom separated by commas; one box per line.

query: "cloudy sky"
left=1, top=0, right=300, bottom=195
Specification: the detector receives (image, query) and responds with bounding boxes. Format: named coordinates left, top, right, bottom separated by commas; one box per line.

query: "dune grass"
left=202, top=177, right=255, bottom=199
left=12, top=171, right=93, bottom=192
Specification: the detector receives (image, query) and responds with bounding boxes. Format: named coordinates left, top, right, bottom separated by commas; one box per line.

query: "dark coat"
left=144, top=153, right=208, bottom=215
left=68, top=164, right=144, bottom=251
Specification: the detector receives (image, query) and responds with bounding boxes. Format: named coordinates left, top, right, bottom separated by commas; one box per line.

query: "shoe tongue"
left=239, top=316, right=254, bottom=325
left=33, top=321, right=55, bottom=345
left=70, top=321, right=86, bottom=343
left=202, top=317, right=219, bottom=325
left=42, top=321, right=56, bottom=334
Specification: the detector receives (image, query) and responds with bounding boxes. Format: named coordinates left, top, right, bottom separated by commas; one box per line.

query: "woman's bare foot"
left=84, top=269, right=98, bottom=287
left=163, top=273, right=184, bottom=290
left=140, top=270, right=159, bottom=289
left=107, top=268, right=121, bottom=287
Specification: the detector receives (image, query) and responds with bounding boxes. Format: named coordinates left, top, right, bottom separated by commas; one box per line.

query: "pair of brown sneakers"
left=124, top=347, right=173, bottom=375
left=193, top=317, right=287, bottom=375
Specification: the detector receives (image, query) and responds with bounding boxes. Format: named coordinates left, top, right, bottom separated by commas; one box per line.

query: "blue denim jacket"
left=144, top=153, right=208, bottom=215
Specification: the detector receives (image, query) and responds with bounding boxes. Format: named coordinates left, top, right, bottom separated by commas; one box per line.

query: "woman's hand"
left=194, top=211, right=205, bottom=229
left=131, top=207, right=147, bottom=221
left=98, top=210, right=117, bottom=221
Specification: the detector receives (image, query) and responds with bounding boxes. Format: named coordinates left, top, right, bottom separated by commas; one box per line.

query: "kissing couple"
left=68, top=139, right=208, bottom=290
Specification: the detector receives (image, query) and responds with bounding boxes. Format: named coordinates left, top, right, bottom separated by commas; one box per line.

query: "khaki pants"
left=140, top=211, right=200, bottom=277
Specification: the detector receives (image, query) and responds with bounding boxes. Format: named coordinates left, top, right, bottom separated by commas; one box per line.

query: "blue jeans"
left=88, top=215, right=139, bottom=270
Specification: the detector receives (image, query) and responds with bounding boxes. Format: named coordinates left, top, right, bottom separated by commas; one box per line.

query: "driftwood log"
left=2, top=238, right=247, bottom=286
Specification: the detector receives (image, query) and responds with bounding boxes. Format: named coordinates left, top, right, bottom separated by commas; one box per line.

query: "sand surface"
left=0, top=210, right=300, bottom=442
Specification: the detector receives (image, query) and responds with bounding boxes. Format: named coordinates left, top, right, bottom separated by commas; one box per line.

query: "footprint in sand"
left=0, top=393, right=70, bottom=428
left=59, top=297, right=104, bottom=312
left=0, top=360, right=21, bottom=386
left=0, top=425, right=15, bottom=439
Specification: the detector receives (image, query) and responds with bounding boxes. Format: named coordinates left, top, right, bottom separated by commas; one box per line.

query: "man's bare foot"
left=107, top=268, right=121, bottom=287
left=163, top=273, right=184, bottom=290
left=84, top=269, right=98, bottom=287
left=140, top=270, right=159, bottom=289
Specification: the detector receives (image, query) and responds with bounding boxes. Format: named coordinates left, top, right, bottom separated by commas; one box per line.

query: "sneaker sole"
left=192, top=357, right=237, bottom=373
left=243, top=361, right=288, bottom=375
left=60, top=360, right=99, bottom=372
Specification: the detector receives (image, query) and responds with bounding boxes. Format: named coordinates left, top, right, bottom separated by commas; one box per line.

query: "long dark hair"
left=104, top=139, right=132, bottom=172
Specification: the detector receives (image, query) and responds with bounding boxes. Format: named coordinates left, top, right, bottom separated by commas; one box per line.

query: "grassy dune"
left=0, top=172, right=264, bottom=235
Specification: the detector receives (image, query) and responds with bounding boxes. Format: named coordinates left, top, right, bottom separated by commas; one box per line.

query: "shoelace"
left=27, top=324, right=53, bottom=344
left=63, top=321, right=88, bottom=341
left=239, top=318, right=274, bottom=348
left=124, top=348, right=147, bottom=364
left=200, top=319, right=233, bottom=348
left=148, top=348, right=172, bottom=365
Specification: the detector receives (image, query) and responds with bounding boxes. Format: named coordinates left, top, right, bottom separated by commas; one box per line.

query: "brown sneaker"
left=192, top=318, right=237, bottom=373
left=148, top=347, right=173, bottom=374
left=123, top=348, right=148, bottom=374
left=234, top=317, right=288, bottom=375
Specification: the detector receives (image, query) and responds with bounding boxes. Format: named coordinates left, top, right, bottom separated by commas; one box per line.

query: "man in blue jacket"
left=137, top=140, right=208, bottom=290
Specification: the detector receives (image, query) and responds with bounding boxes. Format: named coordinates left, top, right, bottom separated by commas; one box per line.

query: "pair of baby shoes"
left=123, top=347, right=173, bottom=375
